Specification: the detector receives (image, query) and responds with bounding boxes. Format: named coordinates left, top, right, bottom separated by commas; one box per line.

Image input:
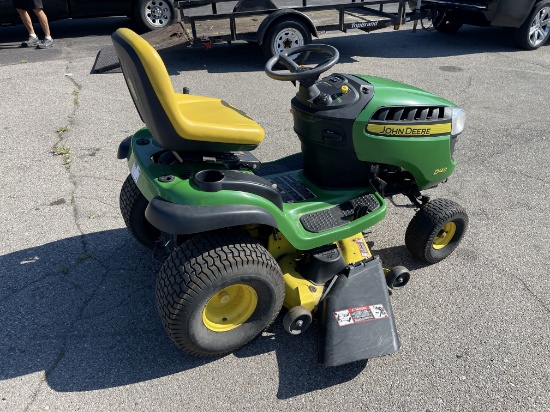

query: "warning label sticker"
left=333, top=304, right=389, bottom=327
left=353, top=237, right=371, bottom=259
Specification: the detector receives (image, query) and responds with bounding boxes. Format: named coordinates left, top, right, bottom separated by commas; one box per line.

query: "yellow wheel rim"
left=433, top=222, right=457, bottom=250
left=202, top=284, right=258, bottom=332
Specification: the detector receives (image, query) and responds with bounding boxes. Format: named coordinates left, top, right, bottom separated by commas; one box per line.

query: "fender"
left=421, top=0, right=538, bottom=28
left=257, top=10, right=318, bottom=45
left=145, top=196, right=278, bottom=235
left=492, top=0, right=538, bottom=28
left=117, top=136, right=132, bottom=159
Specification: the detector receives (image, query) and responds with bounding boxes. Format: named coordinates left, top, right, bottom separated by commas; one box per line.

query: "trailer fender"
left=145, top=196, right=278, bottom=235
left=257, top=10, right=318, bottom=45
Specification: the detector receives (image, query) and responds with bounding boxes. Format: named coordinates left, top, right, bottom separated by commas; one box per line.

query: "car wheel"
left=513, top=1, right=550, bottom=50
left=134, top=0, right=176, bottom=31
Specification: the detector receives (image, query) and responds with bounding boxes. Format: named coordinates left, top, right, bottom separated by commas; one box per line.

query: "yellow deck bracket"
left=268, top=231, right=297, bottom=260
left=336, top=233, right=372, bottom=264
left=278, top=253, right=323, bottom=311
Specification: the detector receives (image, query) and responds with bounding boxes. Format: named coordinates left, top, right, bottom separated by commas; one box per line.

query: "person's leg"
left=32, top=4, right=53, bottom=48
left=16, top=7, right=40, bottom=47
left=15, top=8, right=35, bottom=36
left=33, top=8, right=50, bottom=37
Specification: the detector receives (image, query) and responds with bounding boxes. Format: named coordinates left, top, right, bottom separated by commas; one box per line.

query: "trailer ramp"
left=91, top=21, right=194, bottom=73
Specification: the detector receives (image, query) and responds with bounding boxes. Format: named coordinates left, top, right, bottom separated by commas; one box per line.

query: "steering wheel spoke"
left=278, top=52, right=302, bottom=72
left=265, top=44, right=339, bottom=82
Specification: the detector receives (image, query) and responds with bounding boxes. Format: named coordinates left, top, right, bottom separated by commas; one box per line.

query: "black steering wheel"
left=265, top=44, right=339, bottom=82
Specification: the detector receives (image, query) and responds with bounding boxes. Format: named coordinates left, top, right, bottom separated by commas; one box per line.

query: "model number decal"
left=334, top=304, right=388, bottom=327
left=433, top=167, right=448, bottom=176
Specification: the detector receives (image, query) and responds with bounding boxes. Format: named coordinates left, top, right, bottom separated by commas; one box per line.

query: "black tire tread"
left=156, top=231, right=284, bottom=357
left=405, top=198, right=468, bottom=264
left=120, top=175, right=160, bottom=249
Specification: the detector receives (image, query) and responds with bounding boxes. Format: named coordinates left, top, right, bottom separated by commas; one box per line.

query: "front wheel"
left=513, top=1, right=550, bottom=50
left=134, top=0, right=176, bottom=31
left=262, top=17, right=312, bottom=63
left=405, top=198, right=468, bottom=264
left=156, top=231, right=285, bottom=357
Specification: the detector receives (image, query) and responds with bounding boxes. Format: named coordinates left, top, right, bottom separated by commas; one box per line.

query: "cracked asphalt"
left=1, top=14, right=549, bottom=412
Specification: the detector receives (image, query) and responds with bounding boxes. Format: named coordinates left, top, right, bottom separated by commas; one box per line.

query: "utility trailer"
left=174, top=0, right=425, bottom=58
left=92, top=0, right=426, bottom=72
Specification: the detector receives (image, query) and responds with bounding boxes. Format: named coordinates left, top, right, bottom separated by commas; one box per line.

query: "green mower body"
left=121, top=74, right=461, bottom=250
left=114, top=29, right=468, bottom=367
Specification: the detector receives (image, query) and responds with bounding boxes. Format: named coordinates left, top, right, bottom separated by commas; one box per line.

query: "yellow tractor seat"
left=111, top=28, right=264, bottom=152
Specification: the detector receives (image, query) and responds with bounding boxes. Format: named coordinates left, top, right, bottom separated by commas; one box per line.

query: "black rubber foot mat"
left=92, top=46, right=121, bottom=73
left=256, top=153, right=303, bottom=177
left=300, top=194, right=380, bottom=233
left=270, top=174, right=316, bottom=204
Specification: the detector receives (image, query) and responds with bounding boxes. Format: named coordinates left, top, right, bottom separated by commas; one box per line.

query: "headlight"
left=451, top=107, right=466, bottom=135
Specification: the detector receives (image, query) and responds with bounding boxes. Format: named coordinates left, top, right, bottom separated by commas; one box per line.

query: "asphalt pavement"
left=0, top=13, right=549, bottom=412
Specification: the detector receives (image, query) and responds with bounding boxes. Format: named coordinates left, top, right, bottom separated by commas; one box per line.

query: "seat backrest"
left=112, top=28, right=263, bottom=152
left=112, top=28, right=183, bottom=149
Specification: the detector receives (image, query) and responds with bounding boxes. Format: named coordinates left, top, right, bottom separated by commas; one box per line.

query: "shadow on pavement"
left=0, top=229, right=369, bottom=396
left=2, top=15, right=546, bottom=73
left=157, top=24, right=541, bottom=75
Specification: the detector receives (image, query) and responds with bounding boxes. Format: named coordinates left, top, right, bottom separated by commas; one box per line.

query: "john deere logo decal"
left=367, top=123, right=451, bottom=137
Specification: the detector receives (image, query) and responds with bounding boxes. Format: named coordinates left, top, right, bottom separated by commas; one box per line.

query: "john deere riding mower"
left=113, top=28, right=468, bottom=367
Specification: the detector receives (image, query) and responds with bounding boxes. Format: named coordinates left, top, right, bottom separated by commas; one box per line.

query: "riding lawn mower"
left=112, top=28, right=468, bottom=367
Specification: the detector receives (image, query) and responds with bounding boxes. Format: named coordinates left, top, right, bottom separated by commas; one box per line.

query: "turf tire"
left=405, top=198, right=468, bottom=264
left=120, top=175, right=160, bottom=249
left=156, top=230, right=285, bottom=357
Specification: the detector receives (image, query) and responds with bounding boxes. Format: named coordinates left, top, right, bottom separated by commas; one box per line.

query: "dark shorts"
left=13, top=0, right=43, bottom=11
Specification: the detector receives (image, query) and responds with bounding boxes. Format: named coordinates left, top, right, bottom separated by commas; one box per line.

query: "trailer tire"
left=134, top=0, right=176, bottom=31
left=262, top=17, right=312, bottom=64
left=513, top=1, right=550, bottom=50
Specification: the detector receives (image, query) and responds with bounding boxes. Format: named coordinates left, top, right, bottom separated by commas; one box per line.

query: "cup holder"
left=194, top=170, right=225, bottom=192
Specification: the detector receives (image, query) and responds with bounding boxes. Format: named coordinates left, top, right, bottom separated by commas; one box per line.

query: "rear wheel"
left=134, top=0, right=176, bottom=31
left=156, top=231, right=285, bottom=357
left=405, top=198, right=468, bottom=264
left=120, top=175, right=160, bottom=249
left=262, top=17, right=312, bottom=64
left=513, top=1, right=550, bottom=50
